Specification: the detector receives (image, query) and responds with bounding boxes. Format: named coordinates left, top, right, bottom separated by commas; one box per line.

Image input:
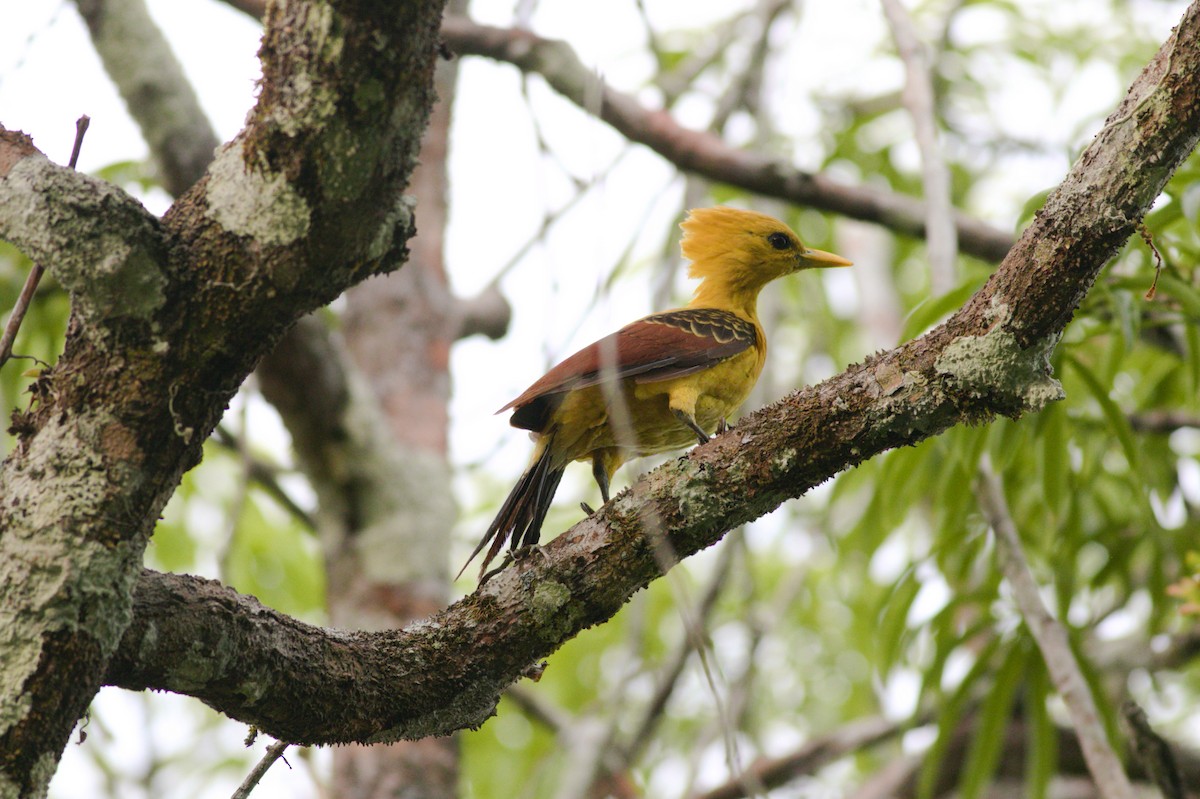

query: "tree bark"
left=0, top=1, right=447, bottom=794
left=330, top=17, right=466, bottom=797
left=4, top=1, right=1200, bottom=796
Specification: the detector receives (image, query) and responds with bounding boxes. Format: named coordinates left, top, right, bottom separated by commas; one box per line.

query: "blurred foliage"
left=1169, top=552, right=1200, bottom=616
left=0, top=241, right=67, bottom=431
left=457, top=2, right=1200, bottom=798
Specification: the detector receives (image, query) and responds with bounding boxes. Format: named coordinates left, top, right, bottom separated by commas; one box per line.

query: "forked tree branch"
left=104, top=1, right=1200, bottom=745
left=0, top=1, right=447, bottom=792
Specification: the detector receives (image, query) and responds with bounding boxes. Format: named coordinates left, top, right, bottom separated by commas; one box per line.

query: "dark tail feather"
left=457, top=441, right=565, bottom=581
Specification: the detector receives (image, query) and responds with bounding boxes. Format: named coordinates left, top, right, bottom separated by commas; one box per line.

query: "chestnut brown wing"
left=501, top=309, right=759, bottom=432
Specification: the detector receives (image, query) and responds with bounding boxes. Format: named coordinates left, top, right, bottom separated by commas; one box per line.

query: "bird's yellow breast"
left=546, top=344, right=764, bottom=465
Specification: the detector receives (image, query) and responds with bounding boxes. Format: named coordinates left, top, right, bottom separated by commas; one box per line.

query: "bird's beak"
left=800, top=248, right=853, bottom=268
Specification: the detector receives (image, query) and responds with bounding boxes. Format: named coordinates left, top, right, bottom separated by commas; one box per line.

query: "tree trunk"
left=330, top=31, right=464, bottom=799
left=0, top=1, right=448, bottom=794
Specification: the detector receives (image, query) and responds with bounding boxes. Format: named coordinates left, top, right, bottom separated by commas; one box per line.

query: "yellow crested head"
left=679, top=207, right=851, bottom=312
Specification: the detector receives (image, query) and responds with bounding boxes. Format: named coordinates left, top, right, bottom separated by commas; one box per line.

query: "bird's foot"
left=673, top=408, right=711, bottom=444
left=478, top=551, right=515, bottom=586
left=581, top=501, right=596, bottom=516
left=716, top=417, right=731, bottom=435
left=511, top=544, right=548, bottom=567
left=479, top=543, right=550, bottom=585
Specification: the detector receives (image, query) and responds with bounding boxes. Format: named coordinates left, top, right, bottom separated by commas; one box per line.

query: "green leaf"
left=1040, top=403, right=1069, bottom=519
left=93, top=159, right=161, bottom=192
left=149, top=499, right=199, bottom=573
left=224, top=495, right=325, bottom=616
left=1180, top=321, right=1200, bottom=395
left=1064, top=353, right=1140, bottom=473
left=1180, top=182, right=1200, bottom=224
left=959, top=639, right=1028, bottom=799
left=877, top=565, right=921, bottom=670
left=988, top=417, right=1033, bottom=474
left=900, top=280, right=982, bottom=342
left=1107, top=283, right=1139, bottom=353
left=917, top=635, right=1002, bottom=799
left=1017, top=188, right=1053, bottom=227
left=1025, top=660, right=1057, bottom=799
left=1070, top=634, right=1123, bottom=747
left=1156, top=272, right=1200, bottom=323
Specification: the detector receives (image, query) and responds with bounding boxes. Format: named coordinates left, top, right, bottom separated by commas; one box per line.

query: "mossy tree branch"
left=103, top=0, right=1200, bottom=747
left=0, top=1, right=446, bottom=794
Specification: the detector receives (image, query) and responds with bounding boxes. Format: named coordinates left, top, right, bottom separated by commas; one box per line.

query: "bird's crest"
left=680, top=207, right=799, bottom=285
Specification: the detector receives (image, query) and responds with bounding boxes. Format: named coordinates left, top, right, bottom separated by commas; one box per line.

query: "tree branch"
left=100, top=0, right=1200, bottom=746
left=886, top=713, right=1200, bottom=799
left=881, top=0, right=959, bottom=291
left=977, top=465, right=1136, bottom=799
left=1122, top=700, right=1187, bottom=799
left=218, top=5, right=1015, bottom=261
left=257, top=316, right=457, bottom=594
left=451, top=283, right=511, bottom=341
left=0, top=1, right=447, bottom=792
left=690, top=714, right=906, bottom=799
left=438, top=16, right=1016, bottom=263
left=0, top=133, right=167, bottom=324
left=1127, top=410, right=1200, bottom=433
left=231, top=740, right=290, bottom=799
left=72, top=0, right=220, bottom=196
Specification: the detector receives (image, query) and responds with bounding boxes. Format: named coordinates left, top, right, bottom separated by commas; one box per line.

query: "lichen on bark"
left=934, top=298, right=1064, bottom=414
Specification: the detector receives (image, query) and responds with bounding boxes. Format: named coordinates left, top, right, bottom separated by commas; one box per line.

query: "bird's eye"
left=767, top=232, right=792, bottom=250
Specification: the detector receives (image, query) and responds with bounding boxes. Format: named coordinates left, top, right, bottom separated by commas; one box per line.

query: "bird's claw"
left=478, top=551, right=515, bottom=586
left=581, top=501, right=596, bottom=515
left=477, top=544, right=549, bottom=586
left=512, top=544, right=548, bottom=566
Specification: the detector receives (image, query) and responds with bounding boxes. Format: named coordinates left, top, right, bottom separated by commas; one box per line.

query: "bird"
left=461, top=206, right=852, bottom=581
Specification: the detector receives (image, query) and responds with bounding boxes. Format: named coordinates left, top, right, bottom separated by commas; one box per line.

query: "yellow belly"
left=547, top=346, right=763, bottom=466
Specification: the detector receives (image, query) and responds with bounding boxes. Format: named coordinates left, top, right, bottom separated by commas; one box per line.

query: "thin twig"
left=231, top=739, right=290, bottom=799
left=845, top=754, right=924, bottom=799
left=691, top=714, right=910, bottom=799
left=506, top=684, right=574, bottom=734
left=655, top=15, right=743, bottom=103
left=483, top=149, right=629, bottom=290
left=660, top=537, right=752, bottom=799
left=880, top=0, right=959, bottom=293
left=708, top=0, right=791, bottom=132
left=0, top=115, right=89, bottom=368
left=67, top=116, right=89, bottom=168
left=976, top=464, right=1136, bottom=799
left=624, top=531, right=740, bottom=760
left=1127, top=410, right=1200, bottom=434
left=1139, top=222, right=1165, bottom=299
